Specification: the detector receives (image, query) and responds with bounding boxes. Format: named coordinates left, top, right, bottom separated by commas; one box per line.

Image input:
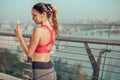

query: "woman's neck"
left=42, top=20, right=50, bottom=26
left=41, top=20, right=53, bottom=30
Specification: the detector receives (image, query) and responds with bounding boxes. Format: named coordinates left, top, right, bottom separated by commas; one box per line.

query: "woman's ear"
left=42, top=12, right=47, bottom=16
left=40, top=12, right=47, bottom=21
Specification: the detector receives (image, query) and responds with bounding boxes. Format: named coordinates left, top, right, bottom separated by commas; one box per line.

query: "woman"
left=14, top=2, right=58, bottom=80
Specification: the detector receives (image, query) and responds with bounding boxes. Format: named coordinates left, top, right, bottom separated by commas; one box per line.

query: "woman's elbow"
left=26, top=51, right=33, bottom=58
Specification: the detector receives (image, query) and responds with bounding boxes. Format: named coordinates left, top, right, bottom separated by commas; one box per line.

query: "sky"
left=0, top=0, right=120, bottom=22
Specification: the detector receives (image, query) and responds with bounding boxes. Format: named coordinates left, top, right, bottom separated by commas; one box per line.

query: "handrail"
left=0, top=31, right=120, bottom=46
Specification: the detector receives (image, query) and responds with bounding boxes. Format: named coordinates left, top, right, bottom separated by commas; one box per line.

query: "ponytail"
left=48, top=4, right=58, bottom=35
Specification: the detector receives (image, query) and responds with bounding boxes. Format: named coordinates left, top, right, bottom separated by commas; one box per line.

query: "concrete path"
left=0, top=73, right=22, bottom=80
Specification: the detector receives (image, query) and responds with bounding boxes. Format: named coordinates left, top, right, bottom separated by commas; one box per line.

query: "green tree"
left=53, top=58, right=88, bottom=80
left=0, top=48, right=25, bottom=78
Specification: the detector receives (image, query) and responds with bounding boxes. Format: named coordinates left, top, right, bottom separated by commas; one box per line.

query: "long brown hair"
left=32, top=2, right=58, bottom=35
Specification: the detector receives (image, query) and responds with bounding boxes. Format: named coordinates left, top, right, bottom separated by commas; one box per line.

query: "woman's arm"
left=14, top=26, right=41, bottom=57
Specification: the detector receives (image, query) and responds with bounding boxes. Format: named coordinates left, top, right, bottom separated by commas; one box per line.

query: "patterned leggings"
left=32, top=67, right=57, bottom=80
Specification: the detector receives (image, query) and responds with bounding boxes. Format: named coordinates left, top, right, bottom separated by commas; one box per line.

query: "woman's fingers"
left=14, top=26, right=22, bottom=37
left=14, top=26, right=22, bottom=32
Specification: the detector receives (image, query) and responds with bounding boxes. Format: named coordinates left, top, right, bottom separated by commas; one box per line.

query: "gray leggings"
left=32, top=67, right=57, bottom=80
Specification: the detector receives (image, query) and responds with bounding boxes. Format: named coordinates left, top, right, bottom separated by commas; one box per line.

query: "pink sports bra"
left=30, top=25, right=55, bottom=53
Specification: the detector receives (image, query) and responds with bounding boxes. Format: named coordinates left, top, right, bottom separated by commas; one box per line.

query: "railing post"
left=84, top=43, right=111, bottom=80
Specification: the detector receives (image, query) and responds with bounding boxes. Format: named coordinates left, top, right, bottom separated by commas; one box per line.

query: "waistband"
left=32, top=61, right=53, bottom=69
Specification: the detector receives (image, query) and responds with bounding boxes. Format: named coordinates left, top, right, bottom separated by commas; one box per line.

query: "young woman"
left=14, top=2, right=58, bottom=80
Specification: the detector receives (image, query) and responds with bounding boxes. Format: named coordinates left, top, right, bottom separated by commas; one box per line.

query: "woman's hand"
left=14, top=26, right=22, bottom=39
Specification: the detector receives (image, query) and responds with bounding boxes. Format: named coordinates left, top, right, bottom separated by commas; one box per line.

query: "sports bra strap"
left=41, top=25, right=54, bottom=45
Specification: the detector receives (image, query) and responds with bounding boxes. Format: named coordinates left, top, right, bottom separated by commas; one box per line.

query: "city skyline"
left=0, top=0, right=120, bottom=22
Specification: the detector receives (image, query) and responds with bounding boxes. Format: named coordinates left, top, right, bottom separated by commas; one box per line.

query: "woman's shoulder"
left=33, top=26, right=43, bottom=31
left=32, top=26, right=43, bottom=33
left=33, top=26, right=48, bottom=34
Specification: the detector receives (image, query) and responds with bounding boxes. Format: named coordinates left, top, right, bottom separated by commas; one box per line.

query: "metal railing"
left=0, top=31, right=120, bottom=80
